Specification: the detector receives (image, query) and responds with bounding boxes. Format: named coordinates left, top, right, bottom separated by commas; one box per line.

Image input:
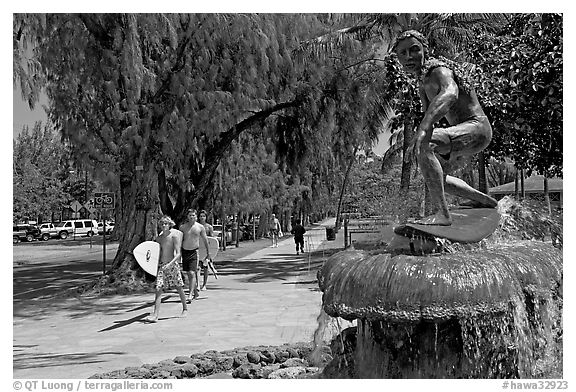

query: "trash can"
left=326, top=227, right=336, bottom=241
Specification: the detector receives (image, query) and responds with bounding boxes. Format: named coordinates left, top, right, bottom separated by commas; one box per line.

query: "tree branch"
left=176, top=99, right=302, bottom=220
left=78, top=14, right=114, bottom=49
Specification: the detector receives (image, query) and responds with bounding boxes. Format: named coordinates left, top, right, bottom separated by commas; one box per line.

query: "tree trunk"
left=544, top=174, right=551, bottom=216
left=420, top=183, right=433, bottom=217
left=335, top=146, right=358, bottom=232
left=400, top=115, right=414, bottom=191
left=235, top=211, right=240, bottom=247
left=520, top=169, right=525, bottom=200
left=111, top=163, right=161, bottom=276
left=478, top=151, right=488, bottom=194
left=515, top=168, right=519, bottom=200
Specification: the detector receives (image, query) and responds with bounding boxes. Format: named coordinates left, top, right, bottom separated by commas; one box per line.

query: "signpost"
left=69, top=201, right=83, bottom=238
left=94, top=192, right=115, bottom=274
left=84, top=201, right=97, bottom=249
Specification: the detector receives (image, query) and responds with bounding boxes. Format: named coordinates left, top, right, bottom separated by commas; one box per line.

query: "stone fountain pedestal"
left=317, top=240, right=562, bottom=378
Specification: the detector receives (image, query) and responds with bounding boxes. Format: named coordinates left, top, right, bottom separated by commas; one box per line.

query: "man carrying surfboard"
left=180, top=209, right=211, bottom=302
left=393, top=30, right=498, bottom=226
left=145, top=215, right=188, bottom=322
left=198, top=210, right=214, bottom=291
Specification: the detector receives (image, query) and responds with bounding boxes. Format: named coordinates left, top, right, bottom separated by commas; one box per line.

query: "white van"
left=54, top=219, right=99, bottom=239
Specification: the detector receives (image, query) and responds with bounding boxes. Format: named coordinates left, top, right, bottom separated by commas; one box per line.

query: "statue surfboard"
left=394, top=208, right=500, bottom=243
left=198, top=236, right=220, bottom=279
left=133, top=241, right=160, bottom=276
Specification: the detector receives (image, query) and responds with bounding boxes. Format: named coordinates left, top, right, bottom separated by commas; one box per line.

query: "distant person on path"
left=393, top=30, right=497, bottom=226
left=180, top=209, right=211, bottom=302
left=198, top=210, right=214, bottom=291
left=270, top=213, right=281, bottom=248
left=290, top=219, right=306, bottom=255
left=145, top=216, right=187, bottom=322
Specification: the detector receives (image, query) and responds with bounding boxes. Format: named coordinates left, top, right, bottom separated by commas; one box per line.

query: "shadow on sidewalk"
left=13, top=348, right=126, bottom=371
left=13, top=237, right=344, bottom=322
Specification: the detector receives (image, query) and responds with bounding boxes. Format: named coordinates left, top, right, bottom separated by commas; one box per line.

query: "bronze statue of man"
left=393, top=30, right=497, bottom=226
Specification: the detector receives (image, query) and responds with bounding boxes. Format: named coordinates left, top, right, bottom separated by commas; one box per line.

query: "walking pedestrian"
left=270, top=213, right=281, bottom=248
left=291, top=219, right=306, bottom=255
left=145, top=216, right=187, bottom=322
left=198, top=210, right=214, bottom=291
left=180, top=209, right=211, bottom=302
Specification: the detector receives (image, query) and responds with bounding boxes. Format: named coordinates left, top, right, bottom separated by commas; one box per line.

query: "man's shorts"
left=156, top=262, right=184, bottom=290
left=181, top=248, right=199, bottom=272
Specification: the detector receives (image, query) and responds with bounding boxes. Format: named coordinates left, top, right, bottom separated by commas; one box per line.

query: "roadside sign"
left=70, top=200, right=83, bottom=213
left=94, top=192, right=116, bottom=276
left=85, top=206, right=97, bottom=218
left=94, top=193, right=115, bottom=209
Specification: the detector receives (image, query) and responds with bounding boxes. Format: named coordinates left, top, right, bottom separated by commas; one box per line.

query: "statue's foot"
left=409, top=213, right=452, bottom=226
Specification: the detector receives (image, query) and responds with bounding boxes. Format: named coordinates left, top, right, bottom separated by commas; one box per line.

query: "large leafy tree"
left=14, top=14, right=326, bottom=273
left=468, top=13, right=562, bottom=179
left=13, top=14, right=390, bottom=282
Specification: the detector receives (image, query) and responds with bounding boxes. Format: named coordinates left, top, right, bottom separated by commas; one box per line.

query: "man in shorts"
left=198, top=210, right=214, bottom=291
left=180, top=209, right=211, bottom=302
left=145, top=215, right=187, bottom=322
left=270, top=213, right=281, bottom=247
left=393, top=30, right=498, bottom=226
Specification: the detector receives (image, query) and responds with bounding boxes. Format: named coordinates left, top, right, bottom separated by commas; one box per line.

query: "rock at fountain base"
left=393, top=208, right=500, bottom=244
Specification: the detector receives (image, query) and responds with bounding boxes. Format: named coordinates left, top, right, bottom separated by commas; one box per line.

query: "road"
left=13, top=237, right=119, bottom=301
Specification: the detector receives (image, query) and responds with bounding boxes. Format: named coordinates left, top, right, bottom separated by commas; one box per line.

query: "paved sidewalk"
left=13, top=219, right=346, bottom=379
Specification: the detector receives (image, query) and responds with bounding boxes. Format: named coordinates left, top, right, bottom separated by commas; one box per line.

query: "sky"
left=13, top=86, right=49, bottom=139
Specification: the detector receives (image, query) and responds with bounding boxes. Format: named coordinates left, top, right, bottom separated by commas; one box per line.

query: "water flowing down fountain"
left=317, top=198, right=563, bottom=378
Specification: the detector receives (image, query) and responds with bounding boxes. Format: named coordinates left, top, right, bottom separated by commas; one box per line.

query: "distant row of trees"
left=13, top=122, right=94, bottom=223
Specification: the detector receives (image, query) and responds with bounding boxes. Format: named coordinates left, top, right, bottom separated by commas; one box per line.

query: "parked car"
left=13, top=224, right=41, bottom=243
left=54, top=219, right=99, bottom=239
left=38, top=222, right=59, bottom=241
left=97, top=221, right=115, bottom=235
left=212, top=224, right=232, bottom=244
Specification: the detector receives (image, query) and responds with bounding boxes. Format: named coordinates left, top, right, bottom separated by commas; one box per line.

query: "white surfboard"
left=198, top=236, right=220, bottom=278
left=133, top=241, right=160, bottom=276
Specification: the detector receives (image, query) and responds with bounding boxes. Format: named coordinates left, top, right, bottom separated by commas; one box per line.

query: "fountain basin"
left=318, top=241, right=562, bottom=378
left=319, top=241, right=561, bottom=322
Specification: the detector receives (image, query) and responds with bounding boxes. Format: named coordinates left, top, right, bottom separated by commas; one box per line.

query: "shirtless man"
left=198, top=210, right=214, bottom=291
left=180, top=209, right=211, bottom=301
left=146, top=215, right=187, bottom=322
left=393, top=30, right=497, bottom=226
left=270, top=213, right=281, bottom=247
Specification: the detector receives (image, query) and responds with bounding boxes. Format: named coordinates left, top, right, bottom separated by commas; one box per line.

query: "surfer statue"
left=393, top=30, right=497, bottom=226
